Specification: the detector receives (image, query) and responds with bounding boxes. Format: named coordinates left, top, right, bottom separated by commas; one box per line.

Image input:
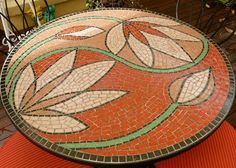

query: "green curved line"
left=31, top=47, right=77, bottom=64
left=6, top=36, right=55, bottom=85
left=57, top=102, right=178, bottom=149
left=6, top=16, right=123, bottom=86
left=6, top=35, right=208, bottom=94
left=78, top=36, right=208, bottom=73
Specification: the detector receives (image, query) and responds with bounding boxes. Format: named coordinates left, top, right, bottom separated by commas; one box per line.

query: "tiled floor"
left=0, top=53, right=16, bottom=146
left=0, top=99, right=16, bottom=146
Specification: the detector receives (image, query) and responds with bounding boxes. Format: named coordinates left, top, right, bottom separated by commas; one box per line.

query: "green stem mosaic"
left=7, top=35, right=208, bottom=87
left=6, top=35, right=208, bottom=111
left=57, top=102, right=179, bottom=149
left=78, top=36, right=208, bottom=73
left=6, top=36, right=55, bottom=85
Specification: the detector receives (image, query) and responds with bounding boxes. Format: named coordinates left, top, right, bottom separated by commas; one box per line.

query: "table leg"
left=144, top=164, right=155, bottom=168
left=94, top=164, right=155, bottom=168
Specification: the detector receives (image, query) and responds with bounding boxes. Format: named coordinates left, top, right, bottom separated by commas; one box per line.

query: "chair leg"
left=28, top=0, right=41, bottom=26
left=175, top=0, right=180, bottom=20
left=210, top=11, right=230, bottom=38
left=14, top=0, right=29, bottom=33
left=219, top=28, right=236, bottom=45
left=94, top=163, right=155, bottom=168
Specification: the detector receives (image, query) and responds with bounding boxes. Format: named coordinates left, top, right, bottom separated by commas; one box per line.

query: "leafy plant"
left=216, top=0, right=236, bottom=6
left=86, top=0, right=102, bottom=9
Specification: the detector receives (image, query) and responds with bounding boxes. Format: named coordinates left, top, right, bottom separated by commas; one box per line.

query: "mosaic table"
left=0, top=9, right=235, bottom=168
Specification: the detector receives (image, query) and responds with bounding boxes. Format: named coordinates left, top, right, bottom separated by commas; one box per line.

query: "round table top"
left=1, top=8, right=235, bottom=166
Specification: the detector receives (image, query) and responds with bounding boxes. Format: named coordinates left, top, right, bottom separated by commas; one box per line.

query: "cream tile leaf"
left=36, top=50, right=76, bottom=91
left=143, top=32, right=192, bottom=62
left=21, top=115, right=87, bottom=133
left=57, top=26, right=104, bottom=39
left=106, top=24, right=126, bottom=54
left=44, top=61, right=115, bottom=99
left=47, top=90, right=127, bottom=114
left=154, top=27, right=200, bottom=41
left=128, top=34, right=154, bottom=67
left=177, top=69, right=211, bottom=103
left=130, top=17, right=180, bottom=26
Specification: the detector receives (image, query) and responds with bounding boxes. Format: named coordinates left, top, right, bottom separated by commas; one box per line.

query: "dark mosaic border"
left=0, top=8, right=235, bottom=167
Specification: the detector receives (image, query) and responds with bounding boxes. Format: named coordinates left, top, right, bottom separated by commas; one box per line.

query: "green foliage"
left=216, top=0, right=236, bottom=6
left=86, top=0, right=102, bottom=9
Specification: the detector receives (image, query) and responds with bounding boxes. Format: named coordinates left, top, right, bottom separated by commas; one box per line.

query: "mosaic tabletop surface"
left=0, top=9, right=235, bottom=166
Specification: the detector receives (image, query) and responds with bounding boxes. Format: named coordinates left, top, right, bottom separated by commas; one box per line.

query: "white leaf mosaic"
left=36, top=50, right=76, bottom=91
left=154, top=27, right=200, bottom=41
left=143, top=32, right=192, bottom=62
left=106, top=24, right=126, bottom=54
left=130, top=17, right=180, bottom=26
left=177, top=69, right=210, bottom=103
left=62, top=27, right=104, bottom=38
left=48, top=91, right=127, bottom=114
left=21, top=115, right=87, bottom=133
left=128, top=34, right=153, bottom=67
left=43, top=61, right=115, bottom=99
